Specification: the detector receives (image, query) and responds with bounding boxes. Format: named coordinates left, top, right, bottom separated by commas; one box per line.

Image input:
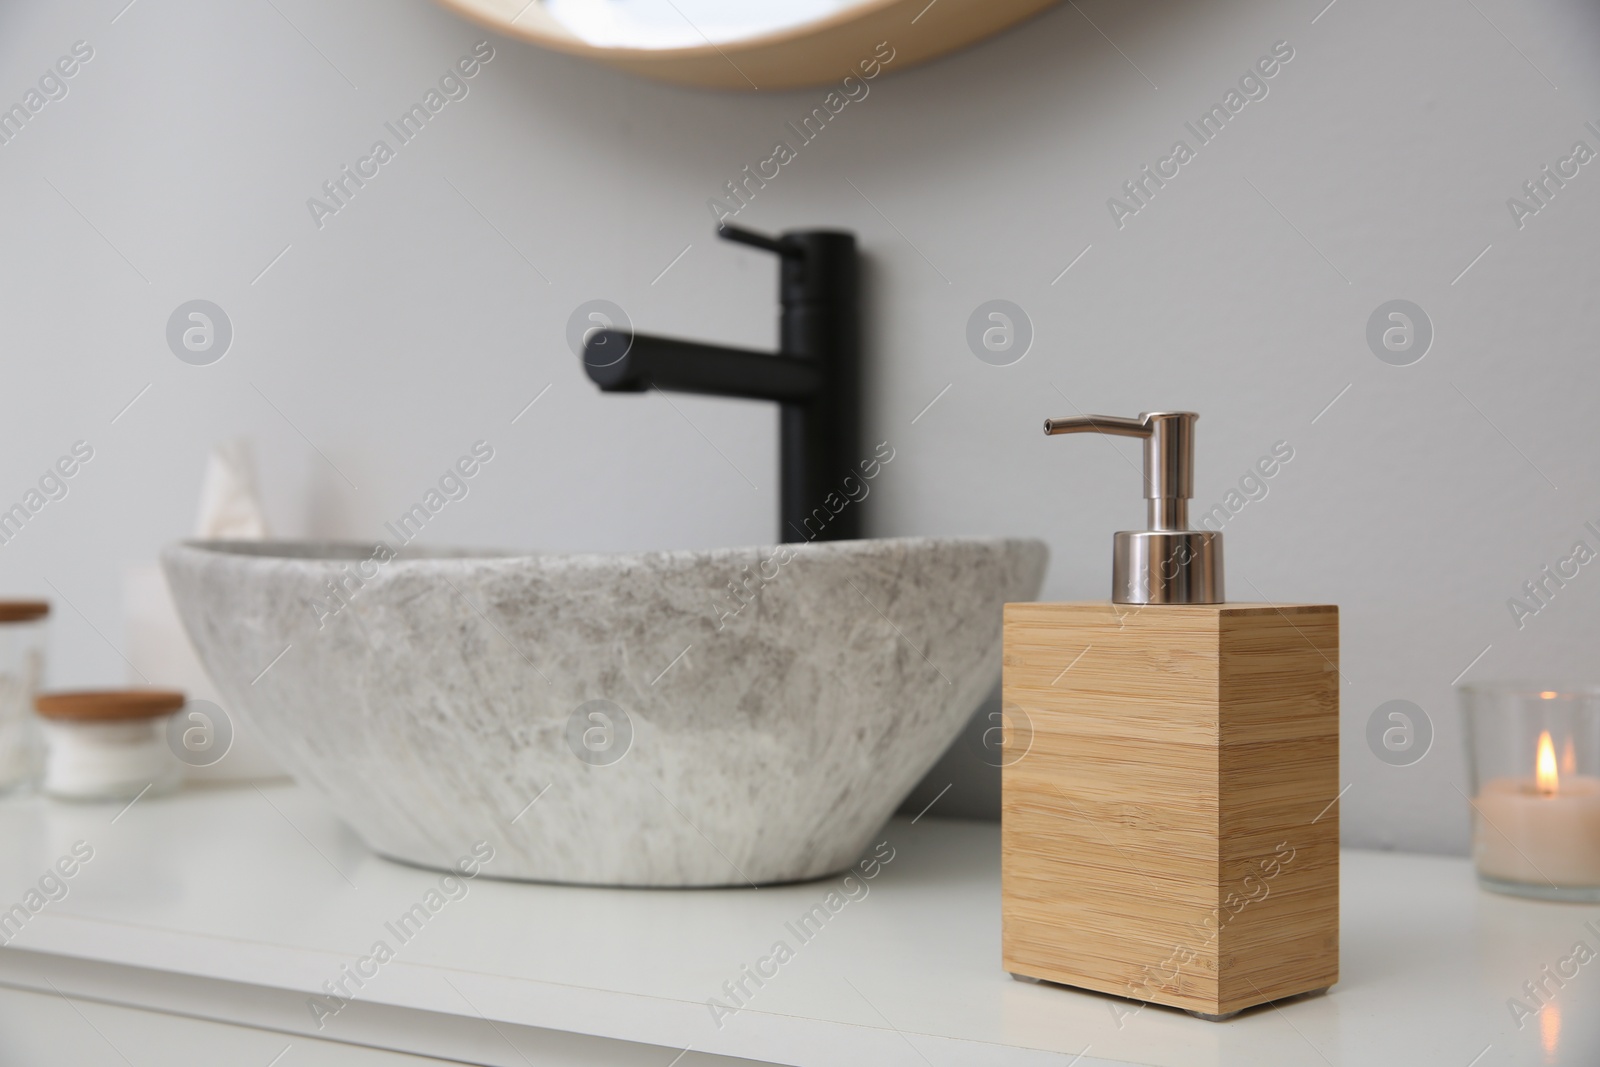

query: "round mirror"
left=435, top=0, right=1058, bottom=89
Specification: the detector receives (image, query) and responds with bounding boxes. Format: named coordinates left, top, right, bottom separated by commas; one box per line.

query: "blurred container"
left=0, top=600, right=49, bottom=793
left=35, top=689, right=186, bottom=801
left=1459, top=681, right=1600, bottom=902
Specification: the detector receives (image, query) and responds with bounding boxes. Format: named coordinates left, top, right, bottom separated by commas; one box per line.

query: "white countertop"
left=0, top=782, right=1595, bottom=1066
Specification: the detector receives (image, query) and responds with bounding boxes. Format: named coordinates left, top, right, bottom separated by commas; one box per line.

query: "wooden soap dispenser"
left=1001, top=411, right=1339, bottom=1020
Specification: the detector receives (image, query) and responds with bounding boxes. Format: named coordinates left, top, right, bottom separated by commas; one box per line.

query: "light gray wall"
left=3, top=0, right=1598, bottom=854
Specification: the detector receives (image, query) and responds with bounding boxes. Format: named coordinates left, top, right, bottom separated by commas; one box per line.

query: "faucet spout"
left=584, top=331, right=821, bottom=404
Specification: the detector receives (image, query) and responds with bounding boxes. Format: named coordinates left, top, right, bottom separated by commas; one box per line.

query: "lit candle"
left=1474, top=730, right=1600, bottom=888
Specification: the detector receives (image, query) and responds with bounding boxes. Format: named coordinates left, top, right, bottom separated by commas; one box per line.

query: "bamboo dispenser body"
left=1001, top=601, right=1340, bottom=1017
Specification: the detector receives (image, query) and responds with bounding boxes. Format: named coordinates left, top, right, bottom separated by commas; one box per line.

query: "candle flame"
left=1536, top=731, right=1559, bottom=795
left=1562, top=737, right=1577, bottom=776
left=1541, top=998, right=1561, bottom=1060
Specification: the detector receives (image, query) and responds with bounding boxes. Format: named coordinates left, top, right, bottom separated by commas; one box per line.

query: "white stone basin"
left=162, top=536, right=1047, bottom=886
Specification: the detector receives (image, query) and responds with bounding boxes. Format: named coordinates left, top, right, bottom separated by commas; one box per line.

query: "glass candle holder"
left=1459, top=681, right=1600, bottom=902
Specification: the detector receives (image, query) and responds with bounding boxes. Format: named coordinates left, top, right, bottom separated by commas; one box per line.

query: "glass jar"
left=1458, top=681, right=1600, bottom=902
left=34, top=689, right=186, bottom=802
left=0, top=600, right=49, bottom=793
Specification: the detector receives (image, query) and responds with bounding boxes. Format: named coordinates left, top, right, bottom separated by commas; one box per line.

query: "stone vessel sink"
left=163, top=536, right=1047, bottom=887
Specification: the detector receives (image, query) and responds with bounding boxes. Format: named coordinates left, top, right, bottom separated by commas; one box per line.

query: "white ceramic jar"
left=34, top=689, right=185, bottom=801
left=0, top=600, right=49, bottom=793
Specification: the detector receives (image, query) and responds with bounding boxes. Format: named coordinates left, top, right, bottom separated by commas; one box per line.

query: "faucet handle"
left=717, top=223, right=798, bottom=258
left=719, top=223, right=856, bottom=311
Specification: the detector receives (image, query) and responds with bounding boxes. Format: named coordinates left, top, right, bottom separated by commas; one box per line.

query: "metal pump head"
left=1043, top=411, right=1224, bottom=605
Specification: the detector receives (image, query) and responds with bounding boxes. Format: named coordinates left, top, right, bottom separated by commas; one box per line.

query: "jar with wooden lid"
left=0, top=600, right=48, bottom=793
left=34, top=689, right=186, bottom=801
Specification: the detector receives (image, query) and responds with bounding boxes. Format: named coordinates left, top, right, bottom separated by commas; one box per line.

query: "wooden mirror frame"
left=433, top=0, right=1059, bottom=90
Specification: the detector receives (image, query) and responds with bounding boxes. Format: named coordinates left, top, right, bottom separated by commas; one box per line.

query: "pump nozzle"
left=1043, top=411, right=1222, bottom=605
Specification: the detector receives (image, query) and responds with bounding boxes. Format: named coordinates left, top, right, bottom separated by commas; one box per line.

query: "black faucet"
left=582, top=224, right=860, bottom=543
